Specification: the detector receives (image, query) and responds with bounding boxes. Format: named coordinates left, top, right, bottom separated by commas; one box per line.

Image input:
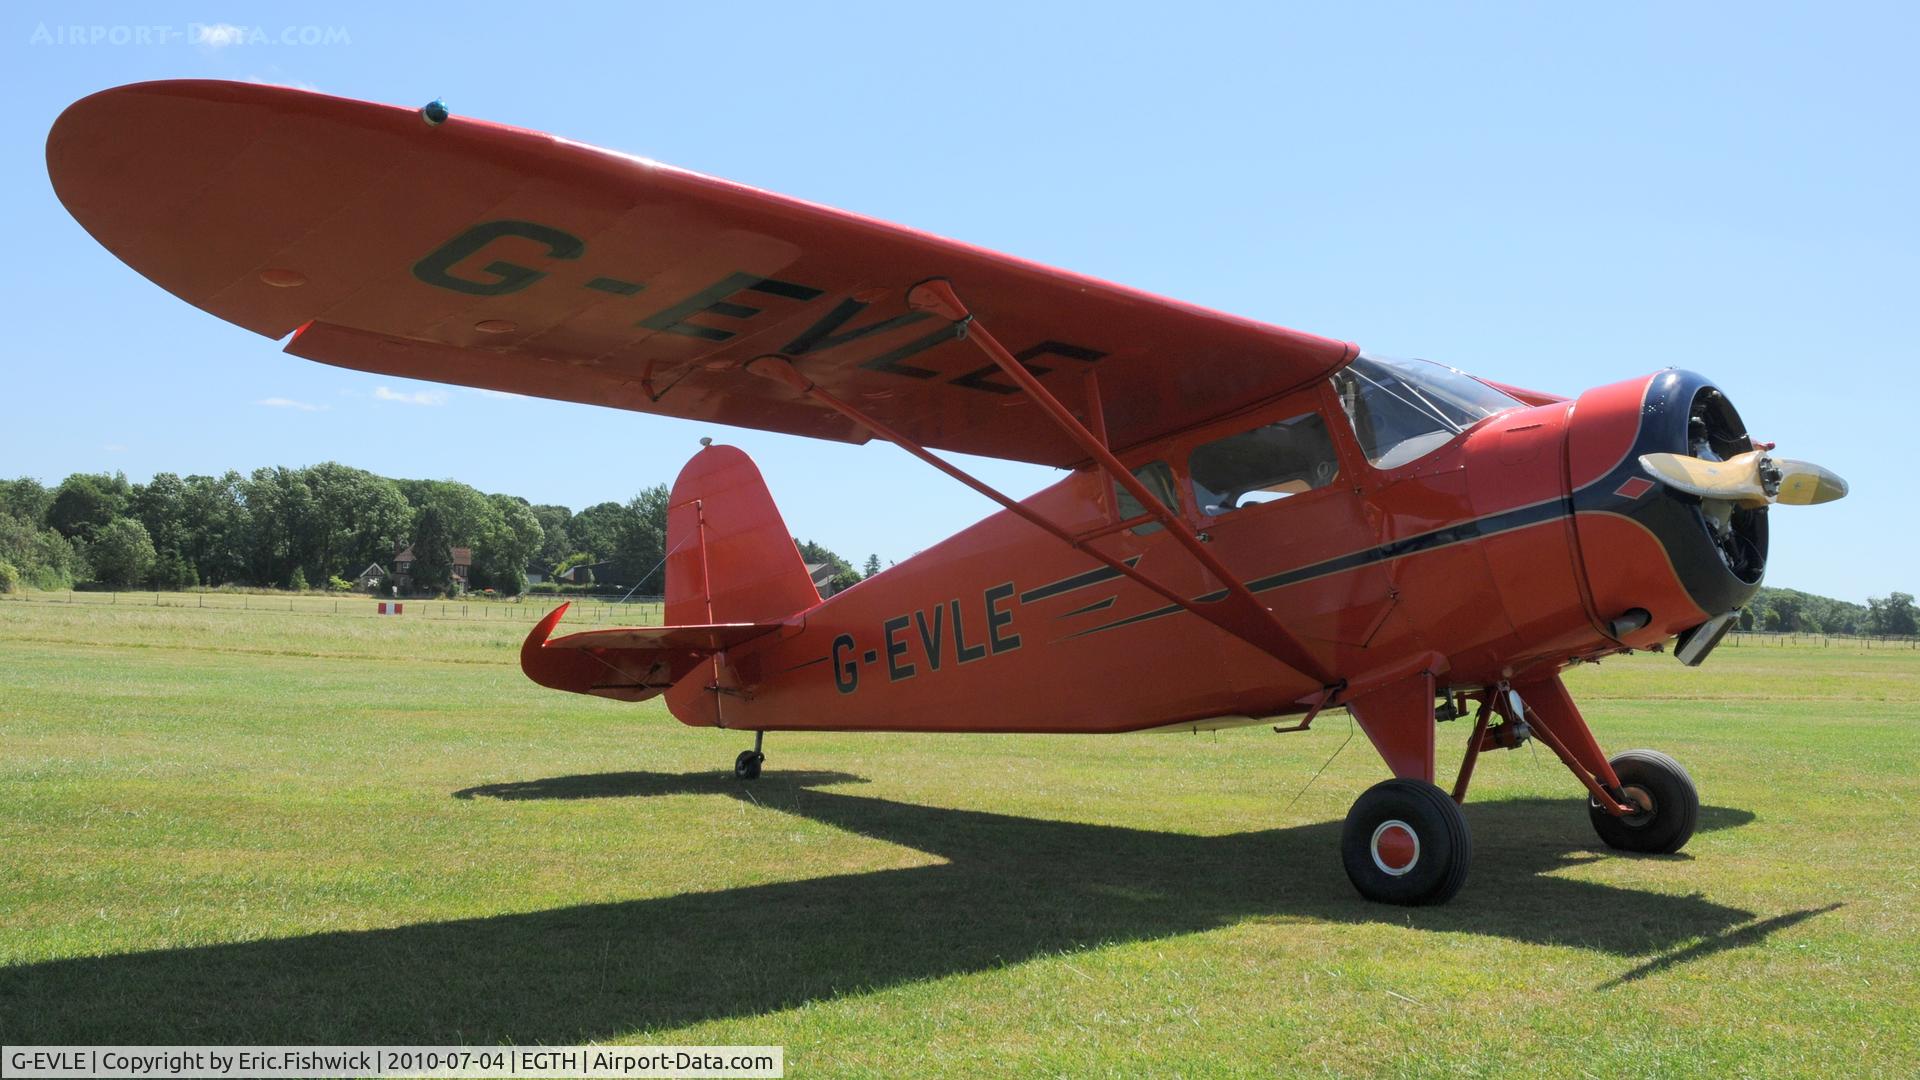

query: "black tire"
left=733, top=750, right=764, bottom=781
left=1340, top=778, right=1473, bottom=905
left=1589, top=749, right=1697, bottom=854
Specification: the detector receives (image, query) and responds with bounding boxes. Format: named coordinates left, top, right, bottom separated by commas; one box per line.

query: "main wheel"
left=733, top=750, right=764, bottom=781
left=1340, top=778, right=1472, bottom=905
left=1589, top=749, right=1697, bottom=854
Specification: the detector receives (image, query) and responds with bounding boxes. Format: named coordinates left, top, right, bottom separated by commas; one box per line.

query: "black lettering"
left=985, top=582, right=1021, bottom=653
left=640, top=272, right=824, bottom=341
left=585, top=276, right=644, bottom=296
left=950, top=599, right=986, bottom=663
left=883, top=616, right=916, bottom=680
left=913, top=606, right=945, bottom=672
left=782, top=298, right=932, bottom=356
left=831, top=634, right=859, bottom=694
left=859, top=323, right=964, bottom=379
left=950, top=340, right=1107, bottom=394
left=412, top=220, right=584, bottom=296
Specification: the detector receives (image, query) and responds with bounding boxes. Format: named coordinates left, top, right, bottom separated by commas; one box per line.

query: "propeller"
left=1639, top=448, right=1848, bottom=508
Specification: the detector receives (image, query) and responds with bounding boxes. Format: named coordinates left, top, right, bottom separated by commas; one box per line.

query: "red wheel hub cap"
left=1371, top=820, right=1419, bottom=876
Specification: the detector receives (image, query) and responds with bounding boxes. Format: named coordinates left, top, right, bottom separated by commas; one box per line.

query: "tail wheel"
left=733, top=750, right=764, bottom=781
left=1589, top=749, right=1698, bottom=854
left=1340, top=778, right=1472, bottom=905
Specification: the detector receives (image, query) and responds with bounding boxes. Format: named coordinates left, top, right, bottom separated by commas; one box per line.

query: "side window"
left=1188, top=411, right=1340, bottom=516
left=1113, top=460, right=1176, bottom=535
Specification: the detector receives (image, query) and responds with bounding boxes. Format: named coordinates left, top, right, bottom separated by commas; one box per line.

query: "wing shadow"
left=3, top=771, right=1774, bottom=1043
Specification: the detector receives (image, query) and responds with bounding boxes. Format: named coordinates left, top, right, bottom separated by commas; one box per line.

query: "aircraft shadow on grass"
left=2, top=770, right=1831, bottom=1044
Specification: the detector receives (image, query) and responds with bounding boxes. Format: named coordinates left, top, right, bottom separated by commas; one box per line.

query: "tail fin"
left=665, top=444, right=820, bottom=626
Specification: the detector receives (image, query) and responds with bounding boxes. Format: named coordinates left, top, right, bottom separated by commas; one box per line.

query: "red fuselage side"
left=667, top=369, right=1734, bottom=734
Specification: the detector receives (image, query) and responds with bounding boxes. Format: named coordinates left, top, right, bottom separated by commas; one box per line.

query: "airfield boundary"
left=2, top=589, right=1911, bottom=646
left=0, top=588, right=664, bottom=625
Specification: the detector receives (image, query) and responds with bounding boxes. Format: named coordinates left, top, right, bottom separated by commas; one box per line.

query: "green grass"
left=1, top=600, right=1915, bottom=1077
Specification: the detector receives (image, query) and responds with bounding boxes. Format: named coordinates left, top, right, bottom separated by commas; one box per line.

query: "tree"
left=131, top=473, right=190, bottom=566
left=395, top=479, right=501, bottom=546
left=569, top=501, right=631, bottom=563
left=46, top=472, right=130, bottom=540
left=153, top=554, right=198, bottom=590
left=0, top=478, right=52, bottom=525
left=305, top=462, right=412, bottom=582
left=552, top=551, right=595, bottom=579
left=180, top=472, right=250, bottom=586
left=796, top=539, right=860, bottom=593
left=241, top=466, right=317, bottom=587
left=863, top=554, right=882, bottom=578
left=612, top=485, right=670, bottom=592
left=473, top=494, right=544, bottom=595
left=0, top=512, right=83, bottom=589
left=1867, top=592, right=1918, bottom=637
left=530, top=504, right=575, bottom=569
left=409, top=506, right=455, bottom=595
left=89, top=517, right=156, bottom=587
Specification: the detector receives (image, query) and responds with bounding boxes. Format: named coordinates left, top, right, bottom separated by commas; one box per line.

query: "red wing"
left=48, top=80, right=1355, bottom=466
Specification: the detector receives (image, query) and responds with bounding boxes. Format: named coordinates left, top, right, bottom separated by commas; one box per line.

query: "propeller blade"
left=1771, top=459, right=1849, bottom=505
left=1638, top=450, right=1771, bottom=506
left=1638, top=450, right=1848, bottom=507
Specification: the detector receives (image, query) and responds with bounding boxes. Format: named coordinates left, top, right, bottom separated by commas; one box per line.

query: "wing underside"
left=48, top=80, right=1356, bottom=466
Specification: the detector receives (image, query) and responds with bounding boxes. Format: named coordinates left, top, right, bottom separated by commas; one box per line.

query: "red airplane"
left=50, top=81, right=1847, bottom=905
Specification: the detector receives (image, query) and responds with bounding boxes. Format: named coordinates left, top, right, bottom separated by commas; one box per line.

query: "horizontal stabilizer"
left=520, top=603, right=782, bottom=701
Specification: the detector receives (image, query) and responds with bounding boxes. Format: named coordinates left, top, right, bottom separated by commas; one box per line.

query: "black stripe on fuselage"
left=1057, top=595, right=1117, bottom=618
left=1064, top=496, right=1570, bottom=639
left=1019, top=555, right=1141, bottom=604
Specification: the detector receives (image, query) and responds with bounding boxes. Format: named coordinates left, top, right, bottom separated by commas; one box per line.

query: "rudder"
left=665, top=445, right=821, bottom=626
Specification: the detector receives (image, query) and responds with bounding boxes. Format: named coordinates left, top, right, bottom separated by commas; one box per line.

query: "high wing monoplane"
left=49, top=81, right=1848, bottom=904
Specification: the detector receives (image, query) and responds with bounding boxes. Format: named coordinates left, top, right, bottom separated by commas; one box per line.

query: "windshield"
left=1331, top=354, right=1521, bottom=468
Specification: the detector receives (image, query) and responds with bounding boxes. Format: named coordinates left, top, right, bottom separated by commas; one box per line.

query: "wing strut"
left=746, top=279, right=1335, bottom=686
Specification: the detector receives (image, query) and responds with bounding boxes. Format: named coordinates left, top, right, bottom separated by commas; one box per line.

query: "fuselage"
left=667, top=363, right=1766, bottom=734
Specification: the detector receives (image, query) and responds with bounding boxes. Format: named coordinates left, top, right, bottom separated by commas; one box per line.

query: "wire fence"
left=1725, top=631, right=1919, bottom=649
left=6, top=591, right=1914, bottom=645
left=0, top=588, right=665, bottom=625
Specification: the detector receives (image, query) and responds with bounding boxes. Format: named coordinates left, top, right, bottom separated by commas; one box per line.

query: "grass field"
left=1, top=598, right=1916, bottom=1077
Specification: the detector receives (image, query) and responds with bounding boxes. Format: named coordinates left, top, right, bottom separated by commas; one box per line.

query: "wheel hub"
left=1619, top=784, right=1656, bottom=826
left=1370, top=820, right=1420, bottom=876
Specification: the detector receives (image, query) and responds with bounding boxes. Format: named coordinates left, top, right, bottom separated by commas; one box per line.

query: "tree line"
left=1740, top=586, right=1916, bottom=637
left=0, top=466, right=876, bottom=599
left=6, top=467, right=1903, bottom=632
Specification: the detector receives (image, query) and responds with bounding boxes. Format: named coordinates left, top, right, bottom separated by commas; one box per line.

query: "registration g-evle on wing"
left=48, top=81, right=1848, bottom=904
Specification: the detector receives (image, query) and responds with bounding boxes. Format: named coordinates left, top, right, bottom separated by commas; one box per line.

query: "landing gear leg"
left=1512, top=676, right=1699, bottom=855
left=1589, top=750, right=1699, bottom=853
left=734, top=731, right=765, bottom=781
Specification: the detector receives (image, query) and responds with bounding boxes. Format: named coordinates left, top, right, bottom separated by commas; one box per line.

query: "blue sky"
left=3, top=3, right=1909, bottom=601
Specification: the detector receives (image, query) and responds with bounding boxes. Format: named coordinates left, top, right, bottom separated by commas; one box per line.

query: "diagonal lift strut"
left=745, top=278, right=1335, bottom=687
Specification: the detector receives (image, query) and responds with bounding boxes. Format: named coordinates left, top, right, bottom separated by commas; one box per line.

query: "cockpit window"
left=1188, top=411, right=1340, bottom=517
left=1331, top=354, right=1521, bottom=469
left=1114, top=460, right=1176, bottom=535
